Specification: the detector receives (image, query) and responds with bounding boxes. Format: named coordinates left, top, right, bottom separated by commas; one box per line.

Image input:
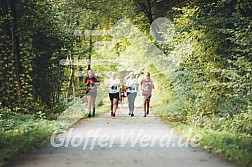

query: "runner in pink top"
left=140, top=72, right=155, bottom=117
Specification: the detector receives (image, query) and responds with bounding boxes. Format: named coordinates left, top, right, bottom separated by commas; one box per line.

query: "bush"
left=0, top=108, right=64, bottom=166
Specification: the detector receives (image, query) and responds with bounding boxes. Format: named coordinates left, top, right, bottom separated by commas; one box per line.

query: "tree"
left=0, top=0, right=22, bottom=107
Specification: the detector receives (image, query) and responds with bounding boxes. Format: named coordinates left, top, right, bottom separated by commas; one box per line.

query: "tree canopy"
left=0, top=0, right=251, bottom=165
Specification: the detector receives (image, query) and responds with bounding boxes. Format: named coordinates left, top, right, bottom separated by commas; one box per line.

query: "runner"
left=140, top=72, right=155, bottom=117
left=106, top=72, right=121, bottom=117
left=126, top=72, right=138, bottom=117
left=84, top=70, right=100, bottom=117
left=122, top=74, right=130, bottom=105
left=119, top=84, right=127, bottom=108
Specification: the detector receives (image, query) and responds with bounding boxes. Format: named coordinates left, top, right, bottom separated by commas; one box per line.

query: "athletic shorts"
left=120, top=92, right=126, bottom=97
left=109, top=92, right=120, bottom=101
left=86, top=91, right=97, bottom=97
left=142, top=93, right=152, bottom=99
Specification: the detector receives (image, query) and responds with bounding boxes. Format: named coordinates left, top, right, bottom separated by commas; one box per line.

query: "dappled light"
left=0, top=0, right=251, bottom=167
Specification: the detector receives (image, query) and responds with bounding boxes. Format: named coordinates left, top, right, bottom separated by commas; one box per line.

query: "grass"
left=0, top=109, right=64, bottom=166
left=0, top=100, right=109, bottom=167
left=159, top=115, right=252, bottom=167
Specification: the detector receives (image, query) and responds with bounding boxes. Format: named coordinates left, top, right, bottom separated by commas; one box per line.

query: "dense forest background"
left=0, top=0, right=251, bottom=166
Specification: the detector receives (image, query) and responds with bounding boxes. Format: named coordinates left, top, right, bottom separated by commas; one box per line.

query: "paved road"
left=9, top=105, right=242, bottom=167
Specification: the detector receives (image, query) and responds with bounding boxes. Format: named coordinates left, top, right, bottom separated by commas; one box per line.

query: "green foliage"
left=1, top=0, right=252, bottom=166
left=0, top=108, right=64, bottom=166
left=153, top=0, right=252, bottom=129
left=200, top=131, right=252, bottom=166
left=0, top=0, right=73, bottom=109
left=152, top=1, right=252, bottom=166
left=168, top=122, right=252, bottom=166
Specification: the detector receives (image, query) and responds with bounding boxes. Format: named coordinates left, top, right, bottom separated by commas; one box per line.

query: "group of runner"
left=84, top=70, right=155, bottom=117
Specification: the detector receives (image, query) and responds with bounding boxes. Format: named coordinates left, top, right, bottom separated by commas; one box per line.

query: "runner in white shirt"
left=126, top=72, right=139, bottom=117
left=106, top=72, right=121, bottom=117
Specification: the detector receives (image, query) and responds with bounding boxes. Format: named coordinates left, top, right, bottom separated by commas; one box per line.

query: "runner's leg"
left=143, top=96, right=147, bottom=117
left=109, top=94, right=113, bottom=116
left=146, top=98, right=150, bottom=115
left=132, top=92, right=137, bottom=112
left=120, top=93, right=123, bottom=108
left=127, top=93, right=132, bottom=115
left=87, top=95, right=92, bottom=117
left=113, top=98, right=118, bottom=116
left=121, top=96, right=124, bottom=107
left=130, top=93, right=135, bottom=116
left=92, top=95, right=96, bottom=117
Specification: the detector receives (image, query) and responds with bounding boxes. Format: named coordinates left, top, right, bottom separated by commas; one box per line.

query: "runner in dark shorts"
left=106, top=72, right=121, bottom=117
left=119, top=84, right=127, bottom=108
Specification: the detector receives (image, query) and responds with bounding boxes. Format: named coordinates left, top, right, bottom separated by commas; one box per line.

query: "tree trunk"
left=66, top=54, right=75, bottom=101
left=133, top=0, right=163, bottom=41
left=0, top=0, right=13, bottom=107
left=88, top=24, right=95, bottom=71
left=9, top=0, right=22, bottom=105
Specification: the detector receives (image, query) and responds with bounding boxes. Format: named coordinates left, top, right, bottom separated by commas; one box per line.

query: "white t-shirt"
left=126, top=78, right=138, bottom=93
left=107, top=78, right=120, bottom=94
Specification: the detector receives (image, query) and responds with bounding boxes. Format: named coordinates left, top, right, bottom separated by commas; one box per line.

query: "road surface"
left=8, top=104, right=242, bottom=167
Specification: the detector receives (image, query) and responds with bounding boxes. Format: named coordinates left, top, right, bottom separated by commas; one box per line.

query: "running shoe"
left=88, top=112, right=92, bottom=118
left=144, top=112, right=147, bottom=117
